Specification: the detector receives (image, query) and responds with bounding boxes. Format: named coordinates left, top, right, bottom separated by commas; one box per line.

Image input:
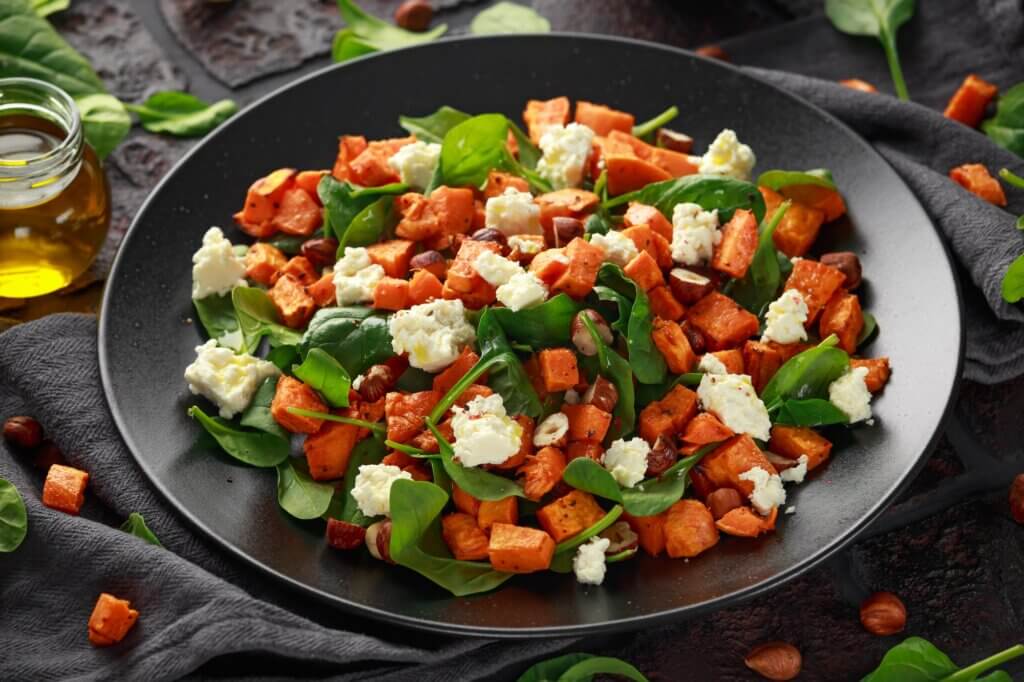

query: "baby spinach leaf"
left=340, top=195, right=398, bottom=250
left=232, top=286, right=303, bottom=352
left=775, top=399, right=849, bottom=427
left=119, top=512, right=162, bottom=547
left=318, top=175, right=407, bottom=246
left=556, top=657, right=648, bottom=682
left=267, top=232, right=317, bottom=256
left=593, top=284, right=631, bottom=335
left=266, top=345, right=300, bottom=373
left=239, top=377, right=289, bottom=440
left=858, top=311, right=879, bottom=347
left=489, top=294, right=583, bottom=349
left=585, top=212, right=612, bottom=236
left=31, top=0, right=68, bottom=17
left=562, top=457, right=623, bottom=504
left=75, top=93, right=131, bottom=160
left=188, top=406, right=290, bottom=468
left=632, top=105, right=679, bottom=140
left=517, top=654, right=594, bottom=682
left=325, top=434, right=386, bottom=525
left=729, top=200, right=791, bottom=314
left=192, top=293, right=240, bottom=348
left=549, top=505, right=624, bottom=573
left=389, top=479, right=513, bottom=596
left=825, top=0, right=914, bottom=100
left=508, top=120, right=542, bottom=170
left=276, top=459, right=334, bottom=520
left=597, top=264, right=666, bottom=384
left=604, top=174, right=766, bottom=224
left=606, top=548, right=637, bottom=563
left=427, top=421, right=527, bottom=500
left=0, top=478, right=27, bottom=553
left=1002, top=254, right=1024, bottom=303
left=580, top=312, right=636, bottom=439
left=757, top=168, right=837, bottom=192
left=982, top=84, right=1024, bottom=156
left=399, top=105, right=470, bottom=144
left=475, top=309, right=543, bottom=418
left=635, top=372, right=703, bottom=409
left=470, top=1, right=551, bottom=34
left=620, top=447, right=714, bottom=517
left=292, top=348, right=351, bottom=408
left=332, top=0, right=447, bottom=64
left=126, top=91, right=237, bottom=137
left=299, top=306, right=394, bottom=377
left=760, top=335, right=849, bottom=412
left=441, top=113, right=513, bottom=189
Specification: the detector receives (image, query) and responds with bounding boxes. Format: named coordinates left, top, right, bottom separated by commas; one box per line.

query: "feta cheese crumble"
left=508, top=235, right=543, bottom=255
left=828, top=366, right=873, bottom=423
left=762, top=289, right=810, bottom=344
left=451, top=394, right=524, bottom=468
left=738, top=465, right=787, bottom=515
left=387, top=140, right=441, bottom=191
left=536, top=122, right=595, bottom=190
left=496, top=271, right=548, bottom=311
left=388, top=299, right=476, bottom=372
left=350, top=464, right=413, bottom=517
left=780, top=454, right=809, bottom=484
left=698, top=353, right=729, bottom=375
left=192, top=227, right=246, bottom=299
left=590, top=230, right=639, bottom=267
left=698, top=129, right=756, bottom=180
left=671, top=203, right=721, bottom=266
left=333, top=246, right=385, bottom=305
left=697, top=373, right=772, bottom=441
left=473, top=250, right=522, bottom=287
left=572, top=536, right=610, bottom=585
left=602, top=437, right=651, bottom=488
left=184, top=340, right=279, bottom=419
left=485, top=188, right=542, bottom=236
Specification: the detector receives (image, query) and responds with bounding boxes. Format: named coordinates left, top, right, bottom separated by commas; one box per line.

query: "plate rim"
left=98, top=32, right=965, bottom=638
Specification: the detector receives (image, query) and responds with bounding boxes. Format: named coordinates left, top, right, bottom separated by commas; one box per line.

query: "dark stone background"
left=14, top=1, right=1024, bottom=679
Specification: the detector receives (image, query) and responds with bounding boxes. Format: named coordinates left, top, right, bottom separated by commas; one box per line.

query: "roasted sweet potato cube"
left=294, top=170, right=327, bottom=197
left=538, top=348, right=580, bottom=392
left=664, top=499, right=719, bottom=558
left=88, top=593, right=139, bottom=647
left=567, top=440, right=604, bottom=462
left=517, top=446, right=566, bottom=501
left=777, top=183, right=847, bottom=223
left=432, top=347, right=482, bottom=395
left=307, top=273, right=337, bottom=307
left=606, top=155, right=672, bottom=196
left=622, top=225, right=673, bottom=269
left=304, top=419, right=359, bottom=481
left=685, top=291, right=760, bottom=351
left=562, top=404, right=612, bottom=442
left=851, top=357, right=891, bottom=393
left=769, top=425, right=832, bottom=471
left=442, top=513, right=491, bottom=561
left=271, top=375, right=327, bottom=434
left=244, top=242, right=287, bottom=285
left=552, top=237, right=605, bottom=299
left=395, top=192, right=441, bottom=241
left=384, top=390, right=442, bottom=443
left=536, top=490, right=606, bottom=542
left=820, top=291, right=864, bottom=353
left=651, top=317, right=697, bottom=373
left=488, top=523, right=556, bottom=573
left=648, top=285, right=685, bottom=321
left=408, top=269, right=444, bottom=305
left=484, top=170, right=530, bottom=198
left=478, top=497, right=519, bottom=534
left=575, top=100, right=635, bottom=136
left=743, top=341, right=783, bottom=393
left=272, top=187, right=322, bottom=236
left=274, top=256, right=318, bottom=286
left=452, top=483, right=482, bottom=516
left=429, top=186, right=476, bottom=238
left=622, top=511, right=667, bottom=557
left=949, top=163, right=1007, bottom=206
left=623, top=250, right=665, bottom=291
left=535, top=189, right=600, bottom=233
left=42, top=464, right=89, bottom=515
left=646, top=145, right=699, bottom=178
left=710, top=349, right=745, bottom=374
left=523, top=96, right=570, bottom=143
left=367, top=239, right=416, bottom=278
left=760, top=187, right=825, bottom=258
left=711, top=209, right=758, bottom=278
left=372, top=277, right=410, bottom=311
left=639, top=384, right=698, bottom=443
left=529, top=248, right=570, bottom=287
left=349, top=136, right=413, bottom=187
left=944, top=74, right=999, bottom=128
left=267, top=274, right=315, bottom=328
left=784, top=259, right=847, bottom=324
left=699, top=434, right=777, bottom=496
left=683, top=412, right=734, bottom=445
left=716, top=506, right=777, bottom=538
left=447, top=239, right=500, bottom=295
left=624, top=202, right=673, bottom=241
left=332, top=135, right=368, bottom=181
left=763, top=341, right=811, bottom=363
left=240, top=167, right=295, bottom=225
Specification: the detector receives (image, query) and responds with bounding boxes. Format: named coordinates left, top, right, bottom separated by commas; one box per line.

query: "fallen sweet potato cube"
left=42, top=464, right=89, bottom=515
left=488, top=523, right=555, bottom=573
left=88, top=593, right=139, bottom=647
left=536, top=489, right=606, bottom=542
left=943, top=74, right=998, bottom=128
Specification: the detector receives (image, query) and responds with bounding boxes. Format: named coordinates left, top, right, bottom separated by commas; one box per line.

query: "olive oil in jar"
left=0, top=79, right=110, bottom=299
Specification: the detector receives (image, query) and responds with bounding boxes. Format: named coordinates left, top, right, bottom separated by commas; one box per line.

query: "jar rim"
left=0, top=77, right=83, bottom=168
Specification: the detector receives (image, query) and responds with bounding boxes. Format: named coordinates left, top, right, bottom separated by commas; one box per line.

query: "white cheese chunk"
left=671, top=203, right=721, bottom=266
left=451, top=394, right=523, bottom=468
left=508, top=235, right=543, bottom=255
left=780, top=454, right=809, bottom=484
left=485, top=188, right=542, bottom=236
left=738, top=465, right=787, bottom=515
left=184, top=340, right=279, bottom=419
left=602, top=437, right=651, bottom=488
left=697, top=373, right=771, bottom=441
left=698, top=129, right=756, bottom=180
left=333, top=246, right=385, bottom=305
left=496, top=271, right=548, bottom=311
left=590, top=230, right=639, bottom=267
left=388, top=299, right=476, bottom=372
left=387, top=140, right=441, bottom=191
left=572, top=536, right=610, bottom=585
left=828, top=366, right=873, bottom=423
left=473, top=250, right=523, bottom=287
left=536, top=122, right=595, bottom=190
left=351, top=464, right=413, bottom=517
left=762, top=289, right=809, bottom=344
left=698, top=353, right=729, bottom=375
left=192, top=227, right=246, bottom=299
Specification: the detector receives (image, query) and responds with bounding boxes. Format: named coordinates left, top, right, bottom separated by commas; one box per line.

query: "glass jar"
left=0, top=77, right=110, bottom=299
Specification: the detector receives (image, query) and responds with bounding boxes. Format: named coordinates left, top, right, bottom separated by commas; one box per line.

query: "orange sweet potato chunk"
left=244, top=242, right=287, bottom=285
left=478, top=497, right=519, bottom=534
left=517, top=446, right=566, bottom=501
left=484, top=170, right=530, bottom=198
left=442, top=513, right=490, bottom=561
left=371, top=277, right=410, bottom=311
left=529, top=248, right=569, bottom=288
left=664, top=499, right=719, bottom=558
left=651, top=317, right=697, bottom=374
left=332, top=135, right=368, bottom=181
left=624, top=250, right=665, bottom=292
left=784, top=259, right=847, bottom=324
left=819, top=291, right=864, bottom=354
left=716, top=506, right=778, bottom=538
left=711, top=209, right=758, bottom=279
left=452, top=483, right=482, bottom=516
left=606, top=155, right=672, bottom=196
left=536, top=189, right=600, bottom=233
left=294, top=170, right=327, bottom=197
left=622, top=511, right=667, bottom=557
left=944, top=74, right=998, bottom=128
left=648, top=285, right=685, bottom=321
left=949, top=163, right=1007, bottom=206
left=523, top=96, right=570, bottom=144
left=682, top=412, right=734, bottom=445
left=395, top=192, right=441, bottom=241
left=272, top=187, right=322, bottom=236
left=567, top=440, right=604, bottom=462
left=348, top=136, right=414, bottom=187
left=408, top=269, right=444, bottom=305
left=624, top=202, right=673, bottom=241
left=271, top=375, right=326, bottom=434
left=433, top=346, right=483, bottom=395
left=552, top=237, right=604, bottom=299
left=240, top=167, right=295, bottom=225
left=575, top=100, right=635, bottom=136
left=851, top=357, right=891, bottom=393
left=429, top=186, right=476, bottom=239
left=88, top=593, right=139, bottom=647
left=638, top=384, right=698, bottom=443
left=685, top=291, right=760, bottom=352
left=710, top=349, right=745, bottom=374
left=304, top=419, right=359, bottom=481
left=384, top=390, right=442, bottom=443
left=768, top=425, right=832, bottom=471
left=307, top=273, right=337, bottom=308
left=743, top=341, right=784, bottom=394
left=538, top=348, right=580, bottom=392
left=367, top=239, right=416, bottom=279
left=488, top=523, right=556, bottom=573
left=267, top=274, right=316, bottom=328
left=622, top=225, right=673, bottom=269
left=274, top=256, right=318, bottom=287
left=699, top=434, right=777, bottom=496
left=536, top=490, right=606, bottom=542
left=561, top=404, right=612, bottom=442
left=760, top=186, right=825, bottom=258
left=42, top=464, right=89, bottom=515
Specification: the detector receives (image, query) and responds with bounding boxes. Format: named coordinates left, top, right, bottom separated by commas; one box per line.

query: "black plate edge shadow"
left=98, top=32, right=965, bottom=639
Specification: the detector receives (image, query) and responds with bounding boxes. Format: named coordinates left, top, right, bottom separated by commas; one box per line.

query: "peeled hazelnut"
left=582, top=376, right=619, bottom=413
left=706, top=487, right=743, bottom=520
left=600, top=520, right=639, bottom=554
left=394, top=0, right=433, bottom=31
left=1010, top=474, right=1024, bottom=524
left=764, top=451, right=798, bottom=471
left=860, top=591, right=907, bottom=636
left=656, top=128, right=694, bottom=154
left=820, top=251, right=862, bottom=289
left=669, top=267, right=714, bottom=305
left=470, top=227, right=509, bottom=252
left=365, top=520, right=393, bottom=562
left=533, top=412, right=569, bottom=448
left=646, top=435, right=679, bottom=477
left=552, top=216, right=584, bottom=247
left=679, top=320, right=706, bottom=355
left=409, top=249, right=447, bottom=279
left=358, top=364, right=397, bottom=403
left=326, top=518, right=366, bottom=550
left=695, top=44, right=730, bottom=62
left=744, top=641, right=802, bottom=681
left=571, top=309, right=613, bottom=356
left=300, top=237, right=339, bottom=269
left=3, top=415, right=43, bottom=450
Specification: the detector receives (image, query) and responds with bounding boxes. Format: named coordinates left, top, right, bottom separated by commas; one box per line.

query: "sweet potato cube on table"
left=784, top=259, right=847, bottom=324
left=488, top=523, right=556, bottom=573
left=552, top=237, right=604, bottom=299
left=272, top=187, right=322, bottom=236
left=851, top=357, right=891, bottom=393
left=710, top=349, right=745, bottom=374
left=442, top=513, right=491, bottom=561
left=711, top=209, right=758, bottom=279
left=622, top=225, right=673, bottom=269
left=743, top=341, right=783, bottom=394
left=518, top=446, right=566, bottom=501
left=562, top=404, right=612, bottom=442
left=651, top=317, right=697, bottom=373
left=478, top=497, right=519, bottom=533
left=944, top=74, right=998, bottom=128
left=716, top=506, right=777, bottom=538
left=575, top=100, right=635, bottom=136
left=769, top=425, right=832, bottom=471
left=839, top=78, right=877, bottom=93
left=639, top=384, right=698, bottom=443
left=304, top=418, right=359, bottom=481
left=523, top=96, right=570, bottom=143
left=408, top=269, right=444, bottom=305
left=949, top=163, right=1007, bottom=206
left=624, top=202, right=673, bottom=241
left=367, top=239, right=416, bottom=279
left=567, top=440, right=604, bottom=462
left=683, top=412, right=734, bottom=445
left=275, top=256, right=318, bottom=286
left=484, top=170, right=530, bottom=198
left=699, top=434, right=777, bottom=496
left=88, top=593, right=139, bottom=647
left=244, top=242, right=287, bottom=285
left=685, top=291, right=760, bottom=351
left=606, top=155, right=672, bottom=196
left=348, top=136, right=414, bottom=187
left=433, top=347, right=483, bottom=395
left=536, top=490, right=606, bottom=542
left=307, top=273, right=337, bottom=307
left=623, top=250, right=664, bottom=291
left=622, top=511, right=667, bottom=557
left=664, top=499, right=719, bottom=558
left=538, top=348, right=579, bottom=392
left=760, top=186, right=825, bottom=258
left=332, top=135, right=368, bottom=181
left=271, top=375, right=327, bottom=434
left=819, top=291, right=864, bottom=354
left=530, top=248, right=570, bottom=288
left=372, top=277, right=410, bottom=311
left=452, top=483, right=482, bottom=516
left=42, top=464, right=89, bottom=515
left=648, top=285, right=685, bottom=321
left=384, top=390, right=442, bottom=443
left=267, top=274, right=315, bottom=328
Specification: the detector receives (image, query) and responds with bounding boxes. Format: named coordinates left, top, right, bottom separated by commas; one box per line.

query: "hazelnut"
left=533, top=412, right=569, bottom=448
left=571, top=309, right=613, bottom=356
left=655, top=128, right=694, bottom=154
left=820, top=251, right=862, bottom=289
left=763, top=450, right=798, bottom=471
left=669, top=267, right=715, bottom=305
left=325, top=518, right=366, bottom=550
left=859, top=591, right=907, bottom=636
left=582, top=376, right=619, bottom=413
left=744, top=641, right=802, bottom=681
left=646, top=435, right=678, bottom=477
left=394, top=0, right=433, bottom=32
left=600, top=520, right=639, bottom=554
left=470, top=227, right=508, bottom=253
left=365, top=519, right=393, bottom=562
left=3, top=416, right=43, bottom=450
left=695, top=44, right=730, bottom=62
left=1010, top=474, right=1024, bottom=524
left=680, top=320, right=706, bottom=355
left=552, top=216, right=584, bottom=247
left=706, top=487, right=743, bottom=520
left=300, top=237, right=339, bottom=269
left=358, top=364, right=397, bottom=403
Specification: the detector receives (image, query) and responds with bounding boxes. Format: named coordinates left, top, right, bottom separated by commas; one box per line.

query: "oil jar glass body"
left=0, top=77, right=110, bottom=299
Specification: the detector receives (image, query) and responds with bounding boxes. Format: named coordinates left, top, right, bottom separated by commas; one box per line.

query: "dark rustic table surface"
left=6, top=1, right=1023, bottom=680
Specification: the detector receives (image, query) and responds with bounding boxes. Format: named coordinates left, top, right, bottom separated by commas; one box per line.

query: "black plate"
left=99, top=34, right=962, bottom=637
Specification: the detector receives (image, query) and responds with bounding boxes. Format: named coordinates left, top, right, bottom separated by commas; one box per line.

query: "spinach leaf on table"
left=30, top=0, right=67, bottom=17
left=1003, top=254, right=1024, bottom=303
left=389, top=479, right=513, bottom=596
left=728, top=200, right=791, bottom=315
left=470, top=1, right=551, bottom=34
left=489, top=294, right=583, bottom=349
left=276, top=458, right=335, bottom=520
left=299, top=306, right=394, bottom=377
left=332, top=0, right=447, bottom=64
left=825, top=0, right=914, bottom=101
left=862, top=637, right=1024, bottom=682
left=579, top=312, right=635, bottom=439
left=0, top=478, right=28, bottom=553
left=775, top=399, right=849, bottom=427
left=597, top=264, right=666, bottom=385
left=325, top=434, right=386, bottom=525
left=426, top=420, right=527, bottom=501
left=517, top=654, right=648, bottom=682
left=982, top=85, right=1024, bottom=157
left=632, top=105, right=679, bottom=140
left=75, top=93, right=131, bottom=159
left=399, top=105, right=471, bottom=143
left=232, top=286, right=303, bottom=352
left=192, top=293, right=240, bottom=349
left=126, top=91, right=237, bottom=137
left=603, top=174, right=766, bottom=224
left=760, top=335, right=850, bottom=413
left=292, top=348, right=351, bottom=408
left=119, top=512, right=162, bottom=547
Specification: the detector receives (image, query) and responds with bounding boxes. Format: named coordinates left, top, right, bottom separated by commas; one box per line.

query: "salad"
left=183, top=97, right=891, bottom=595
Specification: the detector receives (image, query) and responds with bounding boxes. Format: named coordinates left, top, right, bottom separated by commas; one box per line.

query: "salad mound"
left=183, top=97, right=891, bottom=595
